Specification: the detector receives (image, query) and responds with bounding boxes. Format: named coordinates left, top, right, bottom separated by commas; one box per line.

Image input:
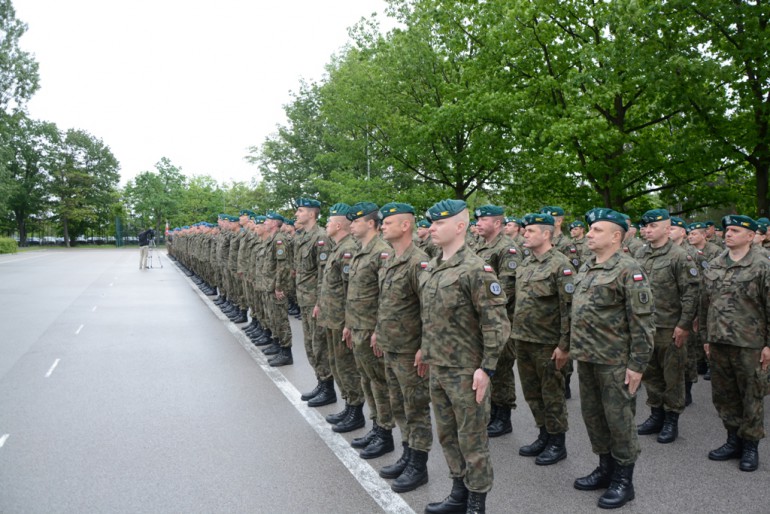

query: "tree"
left=0, top=0, right=39, bottom=114
left=124, top=157, right=185, bottom=234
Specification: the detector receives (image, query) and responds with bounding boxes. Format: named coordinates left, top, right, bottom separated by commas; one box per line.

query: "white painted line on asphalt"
left=175, top=265, right=415, bottom=514
left=45, top=359, right=60, bottom=378
left=0, top=253, right=51, bottom=264
left=0, top=434, right=8, bottom=448
left=92, top=306, right=98, bottom=312
left=75, top=324, right=84, bottom=335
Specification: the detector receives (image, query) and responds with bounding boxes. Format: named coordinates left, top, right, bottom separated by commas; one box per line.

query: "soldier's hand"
left=414, top=350, right=428, bottom=378
left=312, top=305, right=320, bottom=318
left=673, top=327, right=689, bottom=348
left=275, top=289, right=285, bottom=301
left=343, top=327, right=352, bottom=349
left=761, top=347, right=770, bottom=372
left=625, top=369, right=643, bottom=396
left=551, top=348, right=569, bottom=370
left=703, top=343, right=710, bottom=359
left=472, top=368, right=490, bottom=404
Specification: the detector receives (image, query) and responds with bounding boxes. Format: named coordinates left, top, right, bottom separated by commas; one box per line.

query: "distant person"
left=138, top=228, right=154, bottom=270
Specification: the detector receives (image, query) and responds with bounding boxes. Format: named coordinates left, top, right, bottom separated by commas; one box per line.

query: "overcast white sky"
left=14, top=0, right=391, bottom=186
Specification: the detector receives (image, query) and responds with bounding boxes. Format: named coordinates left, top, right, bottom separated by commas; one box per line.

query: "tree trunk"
left=62, top=217, right=70, bottom=248
left=15, top=212, right=27, bottom=247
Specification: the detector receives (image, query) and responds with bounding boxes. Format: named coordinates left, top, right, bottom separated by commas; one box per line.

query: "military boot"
left=564, top=374, right=572, bottom=399
left=466, top=492, right=486, bottom=514
left=360, top=426, right=394, bottom=459
left=349, top=420, right=378, bottom=445
left=637, top=407, right=665, bottom=435
left=740, top=440, right=759, bottom=472
left=232, top=309, right=248, bottom=323
left=392, top=448, right=429, bottom=493
left=487, top=406, right=512, bottom=438
left=243, top=319, right=258, bottom=333
left=597, top=462, right=635, bottom=509
left=326, top=403, right=351, bottom=425
left=307, top=379, right=337, bottom=407
left=574, top=453, right=614, bottom=490
left=519, top=426, right=548, bottom=457
left=268, top=347, right=293, bottom=367
left=262, top=340, right=281, bottom=356
left=487, top=404, right=499, bottom=429
left=535, top=432, right=567, bottom=466
left=708, top=430, right=743, bottom=461
left=333, top=404, right=366, bottom=434
left=213, top=296, right=225, bottom=305
left=684, top=381, right=693, bottom=407
left=253, top=330, right=273, bottom=346
left=425, top=477, right=468, bottom=514
left=300, top=380, right=324, bottom=401
left=657, top=411, right=679, bottom=444
left=380, top=442, right=410, bottom=479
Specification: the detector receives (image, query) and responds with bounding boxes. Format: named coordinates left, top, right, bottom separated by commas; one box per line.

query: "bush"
left=0, top=237, right=18, bottom=254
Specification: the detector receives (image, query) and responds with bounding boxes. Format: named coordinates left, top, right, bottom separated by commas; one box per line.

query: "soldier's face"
left=688, top=229, right=706, bottom=246
left=523, top=225, right=550, bottom=250
left=429, top=218, right=462, bottom=246
left=350, top=217, right=369, bottom=239
left=587, top=221, right=620, bottom=251
left=381, top=215, right=407, bottom=242
left=754, top=232, right=766, bottom=244
left=504, top=222, right=517, bottom=237
left=475, top=216, right=499, bottom=238
left=570, top=227, right=585, bottom=239
left=417, top=227, right=429, bottom=238
left=295, top=207, right=315, bottom=225
left=706, top=226, right=715, bottom=237
left=643, top=221, right=669, bottom=244
left=724, top=226, right=754, bottom=249
left=669, top=226, right=686, bottom=243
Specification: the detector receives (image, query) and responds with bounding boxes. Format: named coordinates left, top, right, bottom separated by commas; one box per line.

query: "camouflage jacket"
left=345, top=236, right=390, bottom=331
left=687, top=242, right=722, bottom=271
left=294, top=224, right=332, bottom=307
left=227, top=230, right=245, bottom=272
left=419, top=245, right=511, bottom=370
left=634, top=239, right=699, bottom=330
left=552, top=232, right=574, bottom=258
left=215, top=231, right=232, bottom=269
left=623, top=237, right=644, bottom=257
left=699, top=247, right=770, bottom=349
left=510, top=247, right=575, bottom=350
left=253, top=235, right=272, bottom=292
left=318, top=234, right=358, bottom=330
left=475, top=231, right=524, bottom=316
left=236, top=231, right=253, bottom=274
left=415, top=235, right=439, bottom=259
left=571, top=237, right=589, bottom=270
left=376, top=243, right=428, bottom=354
left=245, top=232, right=262, bottom=281
left=570, top=251, right=655, bottom=373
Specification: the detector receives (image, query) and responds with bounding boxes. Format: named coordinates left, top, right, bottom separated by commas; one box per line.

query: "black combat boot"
left=519, top=426, right=548, bottom=457
left=535, top=432, right=567, bottom=466
left=685, top=381, right=693, bottom=407
left=253, top=330, right=273, bottom=346
left=487, top=406, right=512, bottom=438
left=564, top=374, right=572, bottom=399
left=425, top=477, right=468, bottom=514
left=487, top=404, right=499, bottom=429
left=597, top=462, right=635, bottom=509
left=657, top=411, right=679, bottom=444
left=307, top=379, right=337, bottom=407
left=637, top=407, right=665, bottom=435
left=248, top=323, right=266, bottom=339
left=574, top=453, right=614, bottom=490
left=326, top=403, right=351, bottom=425
left=466, top=491, right=486, bottom=514
left=349, top=420, right=378, bottom=445
left=392, top=448, right=429, bottom=493
left=261, top=341, right=281, bottom=356
left=708, top=430, right=743, bottom=461
left=334, top=404, right=366, bottom=434
left=232, top=309, right=248, bottom=323
left=360, top=426, right=394, bottom=459
left=697, top=361, right=709, bottom=375
left=243, top=319, right=257, bottom=333
left=704, top=367, right=711, bottom=381
left=301, top=380, right=324, bottom=401
left=380, top=442, right=410, bottom=479
left=740, top=440, right=759, bottom=472
left=268, top=347, right=293, bottom=367
left=213, top=296, right=224, bottom=305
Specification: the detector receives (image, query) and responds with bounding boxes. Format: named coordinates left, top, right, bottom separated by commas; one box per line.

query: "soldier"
left=513, top=213, right=575, bottom=466
left=571, top=208, right=655, bottom=510
left=569, top=220, right=588, bottom=269
left=701, top=215, right=770, bottom=472
left=294, top=198, right=336, bottom=406
left=635, top=209, right=699, bottom=444
left=668, top=217, right=688, bottom=247
left=375, top=202, right=432, bottom=493
left=315, top=204, right=366, bottom=429
left=344, top=202, right=395, bottom=459
left=621, top=215, right=644, bottom=256
left=415, top=218, right=439, bottom=258
left=282, top=219, right=301, bottom=317
left=420, top=199, right=510, bottom=514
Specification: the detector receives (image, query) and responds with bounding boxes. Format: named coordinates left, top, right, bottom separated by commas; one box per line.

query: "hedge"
left=0, top=237, right=18, bottom=254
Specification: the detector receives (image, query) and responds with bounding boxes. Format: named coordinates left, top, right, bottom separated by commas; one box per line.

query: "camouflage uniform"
left=377, top=243, right=432, bottom=451
left=634, top=239, right=699, bottom=414
left=511, top=247, right=575, bottom=435
left=699, top=247, right=770, bottom=442
left=571, top=251, right=655, bottom=466
left=420, top=246, right=511, bottom=493
left=266, top=232, right=292, bottom=348
left=346, top=236, right=393, bottom=428
left=623, top=237, right=644, bottom=257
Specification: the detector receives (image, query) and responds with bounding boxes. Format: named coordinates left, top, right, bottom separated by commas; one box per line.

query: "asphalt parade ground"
left=1, top=248, right=768, bottom=513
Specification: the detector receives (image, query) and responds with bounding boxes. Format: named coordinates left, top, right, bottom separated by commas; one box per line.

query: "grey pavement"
left=0, top=248, right=767, bottom=514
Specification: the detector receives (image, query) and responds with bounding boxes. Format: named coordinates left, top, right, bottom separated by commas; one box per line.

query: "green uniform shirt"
left=345, top=236, right=391, bottom=331
left=295, top=224, right=332, bottom=307
left=318, top=234, right=359, bottom=330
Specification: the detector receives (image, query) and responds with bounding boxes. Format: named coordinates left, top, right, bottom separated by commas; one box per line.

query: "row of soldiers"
left=167, top=201, right=770, bottom=513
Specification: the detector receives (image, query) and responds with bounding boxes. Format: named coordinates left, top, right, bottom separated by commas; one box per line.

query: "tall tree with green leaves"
left=123, top=157, right=185, bottom=234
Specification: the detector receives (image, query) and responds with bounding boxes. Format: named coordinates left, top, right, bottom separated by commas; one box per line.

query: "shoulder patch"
left=319, top=252, right=328, bottom=261
left=317, top=240, right=325, bottom=246
left=569, top=247, right=577, bottom=253
left=563, top=269, right=573, bottom=276
left=343, top=252, right=352, bottom=259
left=565, top=283, right=575, bottom=294
left=490, top=282, right=502, bottom=295
left=689, top=268, right=698, bottom=277
left=508, top=247, right=517, bottom=254
left=523, top=249, right=531, bottom=256
left=633, top=273, right=644, bottom=282
left=276, top=240, right=283, bottom=245
left=484, top=265, right=494, bottom=272
left=380, top=252, right=390, bottom=259
left=420, top=261, right=429, bottom=269
left=572, top=258, right=579, bottom=267
left=639, top=291, right=650, bottom=304
left=507, top=261, right=518, bottom=270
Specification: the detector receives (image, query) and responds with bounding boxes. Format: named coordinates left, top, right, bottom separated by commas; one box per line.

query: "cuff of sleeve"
left=627, top=361, right=646, bottom=374
left=677, top=320, right=693, bottom=331
left=481, top=357, right=498, bottom=371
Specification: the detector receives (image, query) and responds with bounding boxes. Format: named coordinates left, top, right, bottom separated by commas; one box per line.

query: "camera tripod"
left=147, top=238, right=163, bottom=269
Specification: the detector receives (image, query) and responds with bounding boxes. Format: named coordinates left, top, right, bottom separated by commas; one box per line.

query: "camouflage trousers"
left=301, top=310, right=331, bottom=380
left=642, top=327, right=686, bottom=414
left=384, top=351, right=433, bottom=452
left=515, top=340, right=568, bottom=434
left=263, top=291, right=291, bottom=347
left=326, top=327, right=364, bottom=405
left=490, top=337, right=517, bottom=410
left=686, top=328, right=706, bottom=383
left=430, top=366, right=493, bottom=494
left=351, top=329, right=393, bottom=429
left=577, top=361, right=640, bottom=466
left=710, top=344, right=768, bottom=441
left=249, top=284, right=266, bottom=326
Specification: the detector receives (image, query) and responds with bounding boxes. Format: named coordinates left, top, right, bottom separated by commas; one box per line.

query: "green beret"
left=469, top=220, right=477, bottom=226
left=416, top=219, right=432, bottom=228
left=757, top=217, right=770, bottom=225
left=714, top=225, right=724, bottom=232
left=640, top=209, right=670, bottom=226
left=252, top=215, right=267, bottom=225
left=722, top=214, right=758, bottom=232
left=285, top=219, right=295, bottom=226
left=347, top=202, right=379, bottom=221
left=379, top=202, right=415, bottom=219
left=585, top=208, right=628, bottom=231
left=426, top=199, right=467, bottom=221
left=670, top=216, right=686, bottom=228
left=239, top=209, right=255, bottom=217
left=758, top=225, right=768, bottom=235
left=540, top=206, right=565, bottom=217
left=228, top=215, right=240, bottom=222
left=266, top=212, right=285, bottom=223
left=514, top=218, right=524, bottom=226
left=182, top=225, right=190, bottom=229
left=504, top=216, right=515, bottom=224
left=296, top=197, right=321, bottom=208
left=705, top=220, right=715, bottom=227
left=474, top=205, right=505, bottom=219
left=218, top=214, right=227, bottom=220
left=328, top=203, right=351, bottom=217
left=523, top=213, right=555, bottom=226
left=569, top=220, right=586, bottom=229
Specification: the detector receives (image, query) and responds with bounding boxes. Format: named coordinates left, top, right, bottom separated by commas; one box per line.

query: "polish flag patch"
left=420, top=262, right=429, bottom=269
left=633, top=273, right=644, bottom=281
left=508, top=248, right=517, bottom=254
left=380, top=253, right=390, bottom=259
left=563, top=269, right=572, bottom=276
left=569, top=247, right=577, bottom=253
left=343, top=252, right=352, bottom=259
left=484, top=265, right=494, bottom=272
left=317, top=240, right=325, bottom=246
left=276, top=240, right=283, bottom=245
